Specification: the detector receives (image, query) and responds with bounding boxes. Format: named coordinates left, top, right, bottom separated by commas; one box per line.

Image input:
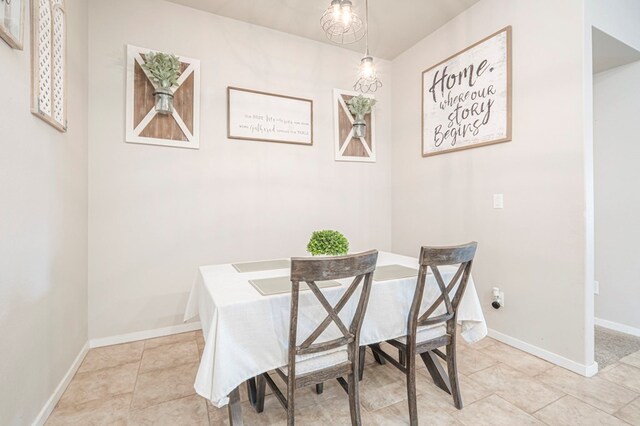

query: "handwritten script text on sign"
left=422, top=28, right=510, bottom=156
left=228, top=88, right=313, bottom=145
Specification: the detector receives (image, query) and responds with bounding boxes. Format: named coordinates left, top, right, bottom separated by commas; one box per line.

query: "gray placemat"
left=374, top=265, right=419, bottom=281
left=249, top=276, right=341, bottom=296
left=232, top=259, right=290, bottom=273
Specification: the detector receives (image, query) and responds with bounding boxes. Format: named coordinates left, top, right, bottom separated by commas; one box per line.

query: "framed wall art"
left=333, top=89, right=376, bottom=162
left=31, top=0, right=66, bottom=131
left=125, top=45, right=201, bottom=149
left=0, top=0, right=24, bottom=49
left=422, top=26, right=512, bottom=157
left=227, top=87, right=313, bottom=146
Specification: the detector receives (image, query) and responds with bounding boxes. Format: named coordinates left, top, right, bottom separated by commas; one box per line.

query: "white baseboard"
left=89, top=321, right=202, bottom=348
left=595, top=318, right=640, bottom=337
left=488, top=329, right=599, bottom=377
left=32, top=342, right=89, bottom=426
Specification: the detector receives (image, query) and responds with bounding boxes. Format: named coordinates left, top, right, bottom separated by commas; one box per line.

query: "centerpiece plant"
left=346, top=95, right=376, bottom=138
left=307, top=230, right=349, bottom=256
left=142, top=52, right=182, bottom=115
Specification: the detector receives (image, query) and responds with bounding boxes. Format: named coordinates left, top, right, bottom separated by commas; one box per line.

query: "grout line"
left=612, top=395, right=639, bottom=426
left=530, top=393, right=566, bottom=415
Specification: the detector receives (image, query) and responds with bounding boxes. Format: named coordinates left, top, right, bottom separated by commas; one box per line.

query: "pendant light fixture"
left=354, top=0, right=382, bottom=93
left=320, top=0, right=365, bottom=45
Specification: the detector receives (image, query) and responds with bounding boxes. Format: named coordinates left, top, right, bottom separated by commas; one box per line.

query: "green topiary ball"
left=307, top=230, right=349, bottom=256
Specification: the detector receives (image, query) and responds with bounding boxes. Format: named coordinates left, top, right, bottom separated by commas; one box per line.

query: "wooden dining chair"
left=254, top=250, right=378, bottom=426
left=368, top=242, right=477, bottom=426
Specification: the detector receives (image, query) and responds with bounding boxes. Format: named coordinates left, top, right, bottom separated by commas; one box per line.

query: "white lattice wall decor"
left=31, top=0, right=66, bottom=132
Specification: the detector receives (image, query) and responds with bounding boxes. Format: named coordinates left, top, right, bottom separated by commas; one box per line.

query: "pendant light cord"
left=365, top=0, right=370, bottom=56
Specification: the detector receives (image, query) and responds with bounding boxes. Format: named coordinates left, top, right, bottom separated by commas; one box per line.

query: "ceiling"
left=165, top=0, right=481, bottom=60
left=592, top=28, right=640, bottom=74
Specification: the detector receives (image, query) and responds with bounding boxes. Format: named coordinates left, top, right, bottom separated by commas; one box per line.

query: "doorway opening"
left=592, top=27, right=640, bottom=369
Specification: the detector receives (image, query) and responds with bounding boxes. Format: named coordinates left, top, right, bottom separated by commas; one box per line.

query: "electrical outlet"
left=491, top=287, right=505, bottom=308
left=493, top=194, right=504, bottom=209
left=594, top=281, right=599, bottom=295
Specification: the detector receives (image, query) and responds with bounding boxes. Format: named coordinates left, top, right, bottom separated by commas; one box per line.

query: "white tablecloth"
left=184, top=251, right=487, bottom=407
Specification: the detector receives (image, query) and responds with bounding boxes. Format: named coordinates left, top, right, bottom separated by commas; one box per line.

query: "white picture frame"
left=422, top=26, right=512, bottom=157
left=125, top=45, right=201, bottom=149
left=227, top=87, right=313, bottom=146
left=333, top=89, right=376, bottom=163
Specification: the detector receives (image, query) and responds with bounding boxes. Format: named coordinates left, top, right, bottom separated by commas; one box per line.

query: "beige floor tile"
left=359, top=362, right=460, bottom=413
left=366, top=392, right=463, bottom=425
left=621, top=351, right=640, bottom=369
left=536, top=366, right=638, bottom=414
left=469, top=363, right=563, bottom=413
left=196, top=332, right=205, bottom=352
left=139, top=340, right=200, bottom=373
left=459, top=335, right=496, bottom=351
left=45, top=393, right=131, bottom=425
left=601, top=363, right=640, bottom=393
left=456, top=347, right=499, bottom=376
left=455, top=373, right=494, bottom=405
left=615, top=397, right=640, bottom=425
left=452, top=394, right=544, bottom=425
left=131, top=362, right=198, bottom=409
left=78, top=341, right=144, bottom=373
left=358, top=362, right=417, bottom=412
left=296, top=394, right=358, bottom=425
left=129, top=394, right=209, bottom=425
left=479, top=341, right=554, bottom=377
left=58, top=362, right=139, bottom=407
left=217, top=396, right=288, bottom=426
left=534, top=395, right=628, bottom=426
left=144, top=331, right=196, bottom=350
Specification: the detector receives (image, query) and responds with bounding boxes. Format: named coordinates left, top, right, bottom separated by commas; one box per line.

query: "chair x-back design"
left=255, top=250, right=378, bottom=426
left=369, top=242, right=478, bottom=426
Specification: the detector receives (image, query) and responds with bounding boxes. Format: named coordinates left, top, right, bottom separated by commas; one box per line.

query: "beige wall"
left=391, top=0, right=591, bottom=368
left=0, top=0, right=89, bottom=424
left=594, top=61, right=640, bottom=331
left=87, top=0, right=393, bottom=340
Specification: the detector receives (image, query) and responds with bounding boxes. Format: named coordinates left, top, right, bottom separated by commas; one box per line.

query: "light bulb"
left=331, top=0, right=341, bottom=20
left=360, top=57, right=375, bottom=79
left=341, top=3, right=352, bottom=25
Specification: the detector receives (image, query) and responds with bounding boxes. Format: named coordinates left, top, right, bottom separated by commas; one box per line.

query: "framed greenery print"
left=0, top=0, right=25, bottom=50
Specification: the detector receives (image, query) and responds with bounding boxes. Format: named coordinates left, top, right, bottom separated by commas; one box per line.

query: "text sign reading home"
left=422, top=27, right=512, bottom=157
left=228, top=87, right=313, bottom=146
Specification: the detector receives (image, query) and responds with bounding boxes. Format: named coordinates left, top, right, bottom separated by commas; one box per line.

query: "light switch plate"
left=493, top=194, right=504, bottom=209
left=594, top=281, right=599, bottom=295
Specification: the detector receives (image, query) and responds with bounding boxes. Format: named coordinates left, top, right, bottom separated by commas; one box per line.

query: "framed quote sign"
left=422, top=26, right=512, bottom=157
left=227, top=87, right=313, bottom=146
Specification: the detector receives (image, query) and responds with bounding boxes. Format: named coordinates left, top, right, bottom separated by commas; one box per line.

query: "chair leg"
left=347, top=373, right=361, bottom=426
left=287, top=377, right=295, bottom=426
left=406, top=346, right=418, bottom=426
left=447, top=343, right=463, bottom=409
left=358, top=346, right=366, bottom=381
left=256, top=374, right=266, bottom=413
left=369, top=344, right=386, bottom=365
left=315, top=383, right=324, bottom=394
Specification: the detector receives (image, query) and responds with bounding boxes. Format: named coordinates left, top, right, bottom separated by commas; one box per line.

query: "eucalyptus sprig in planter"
left=141, top=52, right=182, bottom=115
left=346, top=95, right=376, bottom=138
left=307, top=230, right=349, bottom=256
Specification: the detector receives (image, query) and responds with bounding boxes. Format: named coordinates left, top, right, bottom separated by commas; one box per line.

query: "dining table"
left=183, top=251, right=487, bottom=425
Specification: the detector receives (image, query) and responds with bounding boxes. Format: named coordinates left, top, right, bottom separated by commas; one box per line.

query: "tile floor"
left=45, top=331, right=640, bottom=425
